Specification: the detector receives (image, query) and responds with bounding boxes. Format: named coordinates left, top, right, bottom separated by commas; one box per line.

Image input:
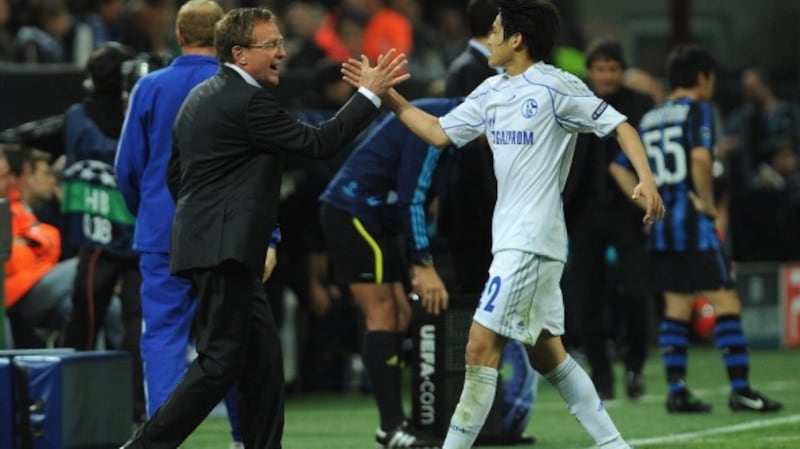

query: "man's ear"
left=175, top=28, right=184, bottom=47
left=233, top=47, right=246, bottom=65
left=510, top=32, right=523, bottom=52
left=697, top=71, right=715, bottom=88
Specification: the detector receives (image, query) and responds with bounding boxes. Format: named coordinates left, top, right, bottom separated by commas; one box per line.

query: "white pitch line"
left=624, top=414, right=800, bottom=447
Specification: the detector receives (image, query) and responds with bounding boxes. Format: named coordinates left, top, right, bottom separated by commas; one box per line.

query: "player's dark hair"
left=667, top=44, right=717, bottom=89
left=497, top=0, right=560, bottom=62
left=466, top=0, right=498, bottom=37
left=585, top=38, right=626, bottom=69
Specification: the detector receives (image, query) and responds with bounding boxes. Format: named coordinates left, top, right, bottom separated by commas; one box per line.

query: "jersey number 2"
left=480, top=276, right=502, bottom=312
left=642, top=125, right=688, bottom=186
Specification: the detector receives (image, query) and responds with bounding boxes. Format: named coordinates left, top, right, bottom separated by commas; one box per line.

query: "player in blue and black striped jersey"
left=611, top=44, right=782, bottom=414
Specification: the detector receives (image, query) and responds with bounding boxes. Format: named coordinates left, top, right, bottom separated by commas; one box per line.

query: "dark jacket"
left=438, top=42, right=498, bottom=243
left=168, top=65, right=379, bottom=276
left=444, top=43, right=496, bottom=99
left=563, top=85, right=653, bottom=229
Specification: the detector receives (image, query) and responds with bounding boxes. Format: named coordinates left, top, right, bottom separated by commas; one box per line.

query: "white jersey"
left=439, top=62, right=627, bottom=262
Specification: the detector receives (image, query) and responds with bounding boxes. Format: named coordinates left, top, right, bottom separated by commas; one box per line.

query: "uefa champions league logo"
left=521, top=98, right=538, bottom=118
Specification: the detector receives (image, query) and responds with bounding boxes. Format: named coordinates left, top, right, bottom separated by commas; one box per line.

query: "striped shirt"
left=618, top=97, right=719, bottom=252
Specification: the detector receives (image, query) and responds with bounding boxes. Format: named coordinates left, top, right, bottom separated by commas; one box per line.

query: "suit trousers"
left=131, top=260, right=284, bottom=449
left=564, top=210, right=651, bottom=380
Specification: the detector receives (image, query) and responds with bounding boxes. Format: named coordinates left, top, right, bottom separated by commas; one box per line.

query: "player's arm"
left=689, top=147, right=717, bottom=217
left=614, top=122, right=665, bottom=223
left=384, top=89, right=452, bottom=149
left=609, top=161, right=647, bottom=212
left=397, top=145, right=449, bottom=315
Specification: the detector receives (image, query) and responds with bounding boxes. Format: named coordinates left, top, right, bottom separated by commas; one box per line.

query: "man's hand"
left=632, top=180, right=666, bottom=224
left=262, top=247, right=277, bottom=283
left=411, top=265, right=449, bottom=316
left=688, top=190, right=717, bottom=218
left=341, top=49, right=410, bottom=96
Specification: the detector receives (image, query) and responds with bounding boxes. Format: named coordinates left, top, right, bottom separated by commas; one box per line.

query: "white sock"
left=442, top=365, right=498, bottom=449
left=544, top=355, right=630, bottom=449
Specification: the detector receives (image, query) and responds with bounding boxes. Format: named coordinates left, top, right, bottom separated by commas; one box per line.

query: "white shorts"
left=473, top=250, right=565, bottom=345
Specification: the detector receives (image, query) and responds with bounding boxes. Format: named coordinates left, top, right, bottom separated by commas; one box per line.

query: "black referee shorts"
left=651, top=248, right=735, bottom=294
left=320, top=203, right=404, bottom=285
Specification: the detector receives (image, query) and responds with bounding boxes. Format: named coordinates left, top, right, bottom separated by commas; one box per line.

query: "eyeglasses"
left=242, top=39, right=285, bottom=51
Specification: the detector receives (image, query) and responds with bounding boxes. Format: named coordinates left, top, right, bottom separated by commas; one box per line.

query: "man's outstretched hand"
left=342, top=49, right=409, bottom=96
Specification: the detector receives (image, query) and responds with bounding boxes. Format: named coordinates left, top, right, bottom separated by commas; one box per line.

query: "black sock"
left=714, top=314, right=751, bottom=393
left=363, top=331, right=404, bottom=431
left=659, top=318, right=689, bottom=393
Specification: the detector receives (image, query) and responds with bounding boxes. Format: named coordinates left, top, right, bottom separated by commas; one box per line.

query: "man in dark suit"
left=122, top=7, right=409, bottom=449
left=438, top=0, right=500, bottom=295
left=561, top=39, right=654, bottom=400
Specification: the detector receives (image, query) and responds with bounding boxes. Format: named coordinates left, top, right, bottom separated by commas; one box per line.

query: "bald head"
left=177, top=0, right=223, bottom=48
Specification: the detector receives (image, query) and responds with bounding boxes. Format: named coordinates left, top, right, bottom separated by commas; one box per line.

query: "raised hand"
left=341, top=49, right=410, bottom=96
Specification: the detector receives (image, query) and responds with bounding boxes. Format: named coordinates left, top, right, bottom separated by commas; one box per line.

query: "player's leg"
left=530, top=330, right=630, bottom=447
left=704, top=288, right=783, bottom=412
left=651, top=251, right=711, bottom=412
left=320, top=204, right=419, bottom=445
left=351, top=281, right=408, bottom=434
left=444, top=252, right=548, bottom=449
left=660, top=291, right=711, bottom=412
left=442, top=322, right=506, bottom=449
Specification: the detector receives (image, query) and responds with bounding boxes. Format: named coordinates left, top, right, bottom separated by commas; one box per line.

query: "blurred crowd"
left=1, top=0, right=799, bottom=414
left=0, top=0, right=469, bottom=91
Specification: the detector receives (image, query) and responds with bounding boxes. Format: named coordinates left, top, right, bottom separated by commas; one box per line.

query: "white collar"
left=224, top=62, right=261, bottom=88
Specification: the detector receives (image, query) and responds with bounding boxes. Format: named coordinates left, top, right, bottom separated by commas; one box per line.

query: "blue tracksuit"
left=114, top=55, right=242, bottom=437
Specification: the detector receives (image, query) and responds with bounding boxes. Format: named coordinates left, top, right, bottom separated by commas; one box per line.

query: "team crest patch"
left=592, top=101, right=608, bottom=119
left=521, top=98, right=538, bottom=118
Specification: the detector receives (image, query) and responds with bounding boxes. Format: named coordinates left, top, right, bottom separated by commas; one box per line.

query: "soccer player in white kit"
left=344, top=1, right=665, bottom=448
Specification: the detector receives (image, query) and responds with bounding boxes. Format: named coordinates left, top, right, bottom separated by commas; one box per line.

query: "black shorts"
left=320, top=203, right=405, bottom=285
left=651, top=249, right=735, bottom=294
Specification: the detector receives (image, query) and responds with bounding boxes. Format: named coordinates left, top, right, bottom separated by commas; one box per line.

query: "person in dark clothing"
left=320, top=97, right=458, bottom=448
left=561, top=39, right=654, bottom=400
left=120, top=7, right=409, bottom=449
left=59, top=41, right=146, bottom=424
left=438, top=0, right=499, bottom=296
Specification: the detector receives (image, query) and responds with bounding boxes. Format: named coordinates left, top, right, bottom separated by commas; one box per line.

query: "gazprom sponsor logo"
left=489, top=130, right=534, bottom=146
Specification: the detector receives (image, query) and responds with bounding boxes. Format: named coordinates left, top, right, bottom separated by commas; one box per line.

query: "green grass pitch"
left=183, top=346, right=800, bottom=449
